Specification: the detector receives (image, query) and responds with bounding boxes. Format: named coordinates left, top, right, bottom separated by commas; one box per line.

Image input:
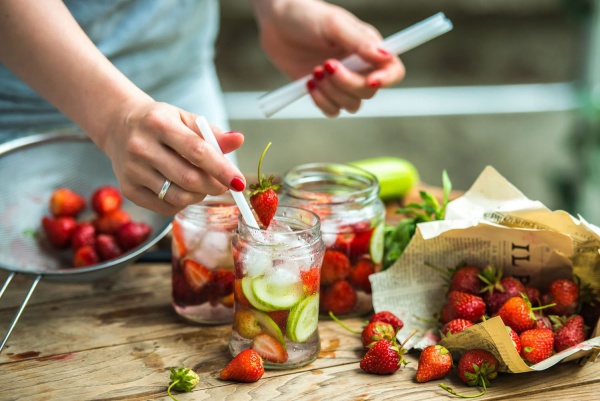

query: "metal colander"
left=0, top=132, right=172, bottom=352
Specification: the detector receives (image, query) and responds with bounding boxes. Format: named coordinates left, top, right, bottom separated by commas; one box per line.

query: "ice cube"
left=319, top=220, right=340, bottom=247
left=177, top=218, right=206, bottom=251
left=265, top=265, right=301, bottom=288
left=188, top=231, right=232, bottom=269
left=242, top=247, right=273, bottom=278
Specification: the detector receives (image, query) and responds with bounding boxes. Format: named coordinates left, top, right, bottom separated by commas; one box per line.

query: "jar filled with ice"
left=280, top=163, right=386, bottom=318
left=230, top=206, right=325, bottom=369
left=171, top=194, right=240, bottom=324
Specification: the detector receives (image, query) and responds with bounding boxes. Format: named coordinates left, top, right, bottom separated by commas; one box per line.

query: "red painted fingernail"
left=224, top=130, right=242, bottom=135
left=377, top=48, right=392, bottom=56
left=307, top=79, right=317, bottom=91
left=324, top=61, right=336, bottom=75
left=230, top=177, right=245, bottom=192
left=368, top=79, right=381, bottom=88
left=313, top=67, right=325, bottom=81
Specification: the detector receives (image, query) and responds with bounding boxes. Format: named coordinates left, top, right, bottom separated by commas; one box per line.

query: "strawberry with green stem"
left=440, top=349, right=499, bottom=398
left=249, top=142, right=280, bottom=228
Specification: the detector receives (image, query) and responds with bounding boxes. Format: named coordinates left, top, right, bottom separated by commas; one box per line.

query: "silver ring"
left=158, top=179, right=171, bottom=200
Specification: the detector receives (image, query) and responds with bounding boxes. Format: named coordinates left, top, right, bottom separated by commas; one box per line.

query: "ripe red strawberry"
left=542, top=278, right=579, bottom=316
left=71, top=222, right=96, bottom=251
left=91, top=185, right=122, bottom=215
left=479, top=266, right=526, bottom=314
left=361, top=321, right=396, bottom=348
left=525, top=286, right=540, bottom=305
left=415, top=344, right=453, bottom=383
left=449, top=265, right=483, bottom=295
left=248, top=142, right=280, bottom=228
left=359, top=339, right=406, bottom=375
left=506, top=325, right=521, bottom=354
left=182, top=259, right=213, bottom=291
left=349, top=257, right=375, bottom=294
left=348, top=227, right=374, bottom=260
left=41, top=216, right=77, bottom=249
left=520, top=328, right=554, bottom=364
left=93, top=209, right=131, bottom=235
left=251, top=333, right=288, bottom=363
left=441, top=318, right=473, bottom=337
left=369, top=311, right=404, bottom=333
left=49, top=188, right=86, bottom=217
left=552, top=315, right=588, bottom=352
left=496, top=296, right=553, bottom=333
left=440, top=291, right=486, bottom=324
left=234, top=279, right=251, bottom=308
left=116, top=221, right=151, bottom=251
left=440, top=349, right=498, bottom=398
left=72, top=244, right=100, bottom=267
left=320, top=280, right=357, bottom=315
left=95, top=234, right=123, bottom=261
left=267, top=310, right=289, bottom=332
left=220, top=349, right=264, bottom=383
left=320, top=250, right=351, bottom=285
left=213, top=269, right=235, bottom=297
left=300, top=267, right=320, bottom=295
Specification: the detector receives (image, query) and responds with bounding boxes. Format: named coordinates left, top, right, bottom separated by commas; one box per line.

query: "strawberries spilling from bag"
left=40, top=185, right=152, bottom=267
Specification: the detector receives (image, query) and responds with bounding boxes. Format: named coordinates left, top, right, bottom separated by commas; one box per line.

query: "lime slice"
left=241, top=277, right=276, bottom=312
left=286, top=294, right=319, bottom=343
left=369, top=223, right=384, bottom=264
left=251, top=310, right=285, bottom=345
left=251, top=276, right=304, bottom=311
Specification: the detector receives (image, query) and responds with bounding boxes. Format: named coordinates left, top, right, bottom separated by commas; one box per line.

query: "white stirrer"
left=257, top=12, right=453, bottom=118
left=195, top=116, right=260, bottom=229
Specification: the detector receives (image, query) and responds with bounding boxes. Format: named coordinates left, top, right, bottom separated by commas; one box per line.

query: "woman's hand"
left=102, top=100, right=245, bottom=216
left=251, top=0, right=406, bottom=117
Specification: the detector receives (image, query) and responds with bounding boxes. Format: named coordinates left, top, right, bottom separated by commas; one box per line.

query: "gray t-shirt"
left=0, top=0, right=229, bottom=143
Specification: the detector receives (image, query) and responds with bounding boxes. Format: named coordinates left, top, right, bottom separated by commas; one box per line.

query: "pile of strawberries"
left=436, top=264, right=594, bottom=366
left=40, top=186, right=152, bottom=267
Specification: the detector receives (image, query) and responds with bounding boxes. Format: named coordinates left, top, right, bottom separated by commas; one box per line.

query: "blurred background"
left=214, top=0, right=600, bottom=223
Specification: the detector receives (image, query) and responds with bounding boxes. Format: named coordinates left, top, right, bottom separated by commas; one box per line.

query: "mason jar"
left=280, top=163, right=386, bottom=318
left=229, top=206, right=325, bottom=369
left=171, top=193, right=240, bottom=324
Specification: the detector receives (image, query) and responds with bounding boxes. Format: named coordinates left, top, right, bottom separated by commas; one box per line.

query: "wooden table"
left=1, top=261, right=599, bottom=401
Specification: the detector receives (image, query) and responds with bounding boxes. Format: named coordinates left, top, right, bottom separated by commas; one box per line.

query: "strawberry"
left=534, top=313, right=553, bottom=330
left=251, top=333, right=288, bottom=363
left=496, top=295, right=553, bottom=334
left=359, top=339, right=405, bottom=375
left=361, top=321, right=396, bottom=348
left=116, top=221, right=151, bottom=251
left=542, top=278, right=579, bottom=316
left=234, top=279, right=251, bottom=308
left=415, top=344, right=453, bottom=383
left=441, top=318, right=473, bottom=337
left=440, top=291, right=486, bottom=324
left=506, top=325, right=521, bottom=354
left=213, top=269, right=235, bottom=297
left=525, top=286, right=540, bottom=305
left=182, top=259, right=213, bottom=291
left=449, top=265, right=484, bottom=295
left=348, top=227, right=374, bottom=260
left=93, top=209, right=131, bottom=235
left=369, top=311, right=404, bottom=333
left=551, top=314, right=588, bottom=352
left=71, top=222, right=96, bottom=251
left=320, top=280, right=357, bottom=315
left=455, top=349, right=498, bottom=388
left=300, top=267, right=320, bottom=295
left=95, top=234, right=123, bottom=261
left=349, top=257, right=375, bottom=294
left=267, top=310, right=289, bottom=332
left=91, top=185, right=122, bottom=215
left=49, top=188, right=86, bottom=217
left=41, top=215, right=77, bottom=249
left=248, top=142, right=280, bottom=228
left=220, top=349, right=264, bottom=383
left=72, top=244, right=100, bottom=267
left=171, top=219, right=188, bottom=258
left=233, top=310, right=262, bottom=339
left=520, top=328, right=554, bottom=364
left=320, top=250, right=351, bottom=285
left=479, top=266, right=526, bottom=314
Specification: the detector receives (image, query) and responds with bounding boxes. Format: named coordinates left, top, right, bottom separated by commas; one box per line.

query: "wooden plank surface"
left=1, top=263, right=599, bottom=401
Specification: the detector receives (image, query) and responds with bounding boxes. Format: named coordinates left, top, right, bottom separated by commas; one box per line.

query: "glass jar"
left=229, top=206, right=325, bottom=369
left=171, top=193, right=240, bottom=324
left=280, top=163, right=386, bottom=318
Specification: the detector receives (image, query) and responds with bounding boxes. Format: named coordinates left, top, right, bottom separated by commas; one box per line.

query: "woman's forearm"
left=0, top=0, right=151, bottom=149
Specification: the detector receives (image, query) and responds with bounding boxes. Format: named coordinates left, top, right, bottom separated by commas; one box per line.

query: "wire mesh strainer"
left=0, top=132, right=172, bottom=352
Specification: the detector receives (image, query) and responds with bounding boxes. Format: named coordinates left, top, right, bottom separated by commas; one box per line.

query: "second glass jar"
left=280, top=163, right=386, bottom=318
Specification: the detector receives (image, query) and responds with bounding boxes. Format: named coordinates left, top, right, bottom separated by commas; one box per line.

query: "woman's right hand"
left=101, top=100, right=246, bottom=216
